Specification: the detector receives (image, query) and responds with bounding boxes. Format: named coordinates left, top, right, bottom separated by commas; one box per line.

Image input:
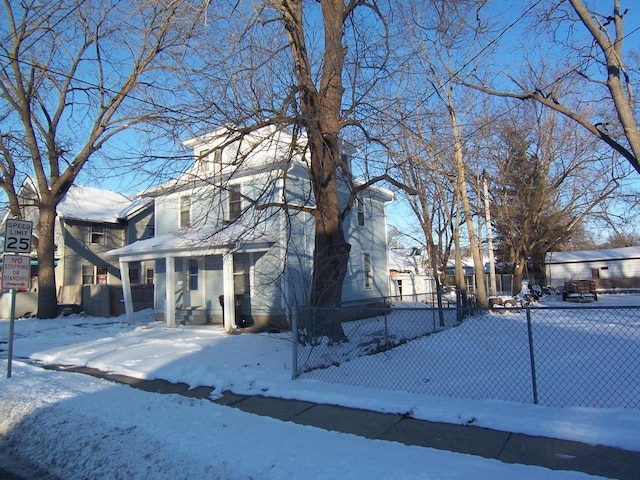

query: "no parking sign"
left=2, top=254, right=31, bottom=290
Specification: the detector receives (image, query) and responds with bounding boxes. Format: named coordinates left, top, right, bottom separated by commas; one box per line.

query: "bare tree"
left=465, top=0, right=640, bottom=174
left=486, top=102, right=629, bottom=289
left=391, top=116, right=456, bottom=323
left=389, top=0, right=491, bottom=307
left=0, top=0, right=205, bottom=318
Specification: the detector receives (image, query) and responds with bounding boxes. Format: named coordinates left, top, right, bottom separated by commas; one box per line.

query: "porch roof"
left=106, top=224, right=276, bottom=262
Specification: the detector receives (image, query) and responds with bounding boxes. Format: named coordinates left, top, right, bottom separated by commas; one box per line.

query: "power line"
left=1, top=1, right=638, bottom=173
left=1, top=0, right=89, bottom=53
left=387, top=11, right=640, bottom=172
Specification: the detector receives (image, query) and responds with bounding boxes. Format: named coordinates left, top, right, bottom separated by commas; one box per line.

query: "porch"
left=106, top=226, right=279, bottom=332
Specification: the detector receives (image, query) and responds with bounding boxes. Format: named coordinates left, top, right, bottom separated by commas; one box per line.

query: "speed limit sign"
left=4, top=219, right=33, bottom=254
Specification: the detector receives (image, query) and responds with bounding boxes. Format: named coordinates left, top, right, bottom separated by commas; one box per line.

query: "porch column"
left=165, top=256, right=176, bottom=328
left=222, top=251, right=235, bottom=333
left=119, top=260, right=134, bottom=325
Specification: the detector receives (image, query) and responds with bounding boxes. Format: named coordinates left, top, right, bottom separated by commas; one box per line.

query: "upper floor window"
left=202, top=148, right=221, bottom=173
left=356, top=198, right=365, bottom=227
left=145, top=223, right=155, bottom=239
left=229, top=187, right=242, bottom=221
left=179, top=195, right=191, bottom=229
left=90, top=224, right=105, bottom=245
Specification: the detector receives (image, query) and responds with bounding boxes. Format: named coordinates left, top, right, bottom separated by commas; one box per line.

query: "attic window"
left=90, top=224, right=105, bottom=245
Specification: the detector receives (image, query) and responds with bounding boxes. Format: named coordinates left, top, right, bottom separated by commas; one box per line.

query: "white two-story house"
left=108, top=126, right=393, bottom=331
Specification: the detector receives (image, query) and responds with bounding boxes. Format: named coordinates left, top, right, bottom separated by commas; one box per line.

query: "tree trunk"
left=513, top=255, right=526, bottom=296
left=450, top=104, right=488, bottom=308
left=36, top=203, right=58, bottom=319
left=307, top=131, right=350, bottom=343
left=453, top=202, right=465, bottom=293
left=425, top=235, right=445, bottom=327
left=275, top=0, right=350, bottom=342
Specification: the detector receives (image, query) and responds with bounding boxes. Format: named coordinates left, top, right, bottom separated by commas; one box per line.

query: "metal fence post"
left=291, top=306, right=298, bottom=379
left=526, top=306, right=539, bottom=404
left=384, top=309, right=389, bottom=350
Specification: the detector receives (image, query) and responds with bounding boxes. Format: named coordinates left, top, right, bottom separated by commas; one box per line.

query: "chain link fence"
left=293, top=301, right=640, bottom=409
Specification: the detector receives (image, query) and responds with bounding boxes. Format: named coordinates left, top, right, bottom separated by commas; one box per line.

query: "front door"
left=180, top=258, right=204, bottom=309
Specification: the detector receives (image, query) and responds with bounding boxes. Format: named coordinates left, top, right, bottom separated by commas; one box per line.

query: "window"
left=146, top=268, right=155, bottom=285
left=357, top=198, right=365, bottom=227
left=82, top=265, right=108, bottom=285
left=90, top=224, right=105, bottom=245
left=96, top=266, right=108, bottom=284
left=363, top=253, right=373, bottom=290
left=82, top=265, right=94, bottom=285
left=229, top=187, right=242, bottom=221
left=188, top=259, right=199, bottom=290
left=179, top=195, right=191, bottom=229
left=233, top=253, right=251, bottom=295
left=128, top=267, right=140, bottom=285
left=145, top=223, right=155, bottom=239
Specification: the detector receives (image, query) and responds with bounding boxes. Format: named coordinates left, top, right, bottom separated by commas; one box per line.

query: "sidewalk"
left=59, top=366, right=640, bottom=480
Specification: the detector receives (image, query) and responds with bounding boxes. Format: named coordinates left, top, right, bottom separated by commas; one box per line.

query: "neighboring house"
left=108, top=126, right=393, bottom=331
left=545, top=245, right=640, bottom=290
left=388, top=247, right=435, bottom=300
left=444, top=257, right=515, bottom=295
left=0, top=182, right=154, bottom=317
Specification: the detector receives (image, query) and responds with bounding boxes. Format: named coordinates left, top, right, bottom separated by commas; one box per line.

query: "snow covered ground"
left=1, top=294, right=639, bottom=479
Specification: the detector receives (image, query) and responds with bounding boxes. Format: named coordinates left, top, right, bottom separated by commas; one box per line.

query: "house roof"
left=106, top=223, right=275, bottom=261
left=388, top=248, right=422, bottom=273
left=546, top=245, right=640, bottom=264
left=145, top=125, right=394, bottom=203
left=57, top=185, right=152, bottom=224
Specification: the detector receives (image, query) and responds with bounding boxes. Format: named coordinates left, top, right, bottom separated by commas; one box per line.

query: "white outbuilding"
left=545, top=245, right=640, bottom=288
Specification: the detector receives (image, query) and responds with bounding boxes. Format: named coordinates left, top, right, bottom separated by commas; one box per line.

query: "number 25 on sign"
left=4, top=219, right=32, bottom=253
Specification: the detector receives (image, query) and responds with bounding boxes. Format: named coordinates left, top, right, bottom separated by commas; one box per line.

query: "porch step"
left=177, top=307, right=207, bottom=325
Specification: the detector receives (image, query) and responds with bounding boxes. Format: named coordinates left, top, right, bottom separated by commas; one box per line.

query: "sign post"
left=3, top=219, right=32, bottom=378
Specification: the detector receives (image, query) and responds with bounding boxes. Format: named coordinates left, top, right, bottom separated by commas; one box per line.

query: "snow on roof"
left=107, top=223, right=275, bottom=259
left=388, top=248, right=422, bottom=273
left=151, top=126, right=393, bottom=202
left=57, top=185, right=152, bottom=223
left=546, top=245, right=640, bottom=264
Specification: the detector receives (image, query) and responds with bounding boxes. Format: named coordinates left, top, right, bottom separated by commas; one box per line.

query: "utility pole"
left=483, top=171, right=497, bottom=296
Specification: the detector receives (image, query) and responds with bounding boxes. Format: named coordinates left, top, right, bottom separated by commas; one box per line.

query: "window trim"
left=363, top=253, right=373, bottom=290
left=179, top=195, right=191, bottom=229
left=188, top=259, right=199, bottom=291
left=82, top=265, right=109, bottom=285
left=228, top=186, right=242, bottom=221
left=357, top=198, right=365, bottom=227
left=90, top=224, right=105, bottom=245
left=146, top=267, right=155, bottom=285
